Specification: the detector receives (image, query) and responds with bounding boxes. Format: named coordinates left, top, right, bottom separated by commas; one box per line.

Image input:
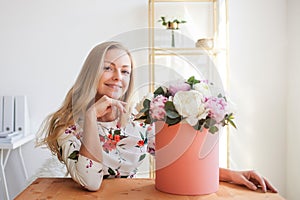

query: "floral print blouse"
left=57, top=118, right=155, bottom=191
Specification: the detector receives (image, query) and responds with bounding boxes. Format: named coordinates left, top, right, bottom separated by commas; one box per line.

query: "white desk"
left=0, top=134, right=35, bottom=200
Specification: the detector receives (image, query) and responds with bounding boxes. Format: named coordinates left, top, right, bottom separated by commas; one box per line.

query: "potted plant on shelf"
left=158, top=16, right=187, bottom=47
left=135, top=76, right=236, bottom=195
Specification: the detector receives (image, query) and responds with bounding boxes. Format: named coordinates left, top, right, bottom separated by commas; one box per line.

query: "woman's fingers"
left=247, top=171, right=278, bottom=193
left=249, top=171, right=267, bottom=192
left=239, top=175, right=258, bottom=191
left=263, top=177, right=278, bottom=193
left=94, top=95, right=127, bottom=118
left=230, top=170, right=278, bottom=193
left=109, top=98, right=127, bottom=114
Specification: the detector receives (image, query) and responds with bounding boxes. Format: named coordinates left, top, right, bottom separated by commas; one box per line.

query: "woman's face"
left=97, top=48, right=132, bottom=99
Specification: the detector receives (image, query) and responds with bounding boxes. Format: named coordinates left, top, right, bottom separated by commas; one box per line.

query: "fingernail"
left=252, top=186, right=257, bottom=190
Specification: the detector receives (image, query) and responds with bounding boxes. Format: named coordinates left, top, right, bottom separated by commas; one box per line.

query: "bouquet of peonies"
left=135, top=76, right=236, bottom=134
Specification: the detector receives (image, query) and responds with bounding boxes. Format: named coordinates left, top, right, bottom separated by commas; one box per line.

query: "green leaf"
left=166, top=116, right=182, bottom=126
left=143, top=99, right=151, bottom=109
left=209, top=126, right=219, bottom=134
left=139, top=154, right=146, bottom=162
left=228, top=119, right=237, bottom=129
left=108, top=167, right=116, bottom=175
left=68, top=150, right=79, bottom=160
left=139, top=107, right=148, bottom=114
left=114, top=129, right=121, bottom=135
left=166, top=110, right=180, bottom=119
left=205, top=118, right=217, bottom=127
left=193, top=119, right=205, bottom=130
left=228, top=113, right=235, bottom=120
left=224, top=113, right=237, bottom=129
left=139, top=131, right=145, bottom=141
left=165, top=101, right=176, bottom=111
left=165, top=101, right=180, bottom=119
left=186, top=76, right=200, bottom=87
left=145, top=114, right=152, bottom=124
left=154, top=86, right=166, bottom=96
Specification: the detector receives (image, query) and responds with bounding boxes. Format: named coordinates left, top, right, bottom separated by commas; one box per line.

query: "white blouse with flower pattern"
left=57, top=119, right=155, bottom=191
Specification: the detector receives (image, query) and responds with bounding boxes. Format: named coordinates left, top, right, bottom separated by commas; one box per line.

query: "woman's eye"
left=122, top=70, right=131, bottom=75
left=103, top=66, right=112, bottom=71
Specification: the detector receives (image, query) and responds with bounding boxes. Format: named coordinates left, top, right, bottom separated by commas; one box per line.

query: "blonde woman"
left=37, top=41, right=277, bottom=193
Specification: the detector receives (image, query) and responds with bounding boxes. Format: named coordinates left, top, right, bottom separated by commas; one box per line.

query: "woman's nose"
left=113, top=69, right=122, bottom=80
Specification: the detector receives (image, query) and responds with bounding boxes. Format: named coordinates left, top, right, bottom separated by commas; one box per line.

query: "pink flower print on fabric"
left=150, top=95, right=168, bottom=120
left=74, top=131, right=82, bottom=140
left=64, top=125, right=76, bottom=134
left=64, top=125, right=82, bottom=139
left=102, top=139, right=117, bottom=153
left=86, top=159, right=93, bottom=168
left=99, top=135, right=106, bottom=143
left=205, top=97, right=228, bottom=123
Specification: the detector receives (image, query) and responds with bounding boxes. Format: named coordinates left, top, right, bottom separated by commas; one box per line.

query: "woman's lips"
left=105, top=84, right=122, bottom=89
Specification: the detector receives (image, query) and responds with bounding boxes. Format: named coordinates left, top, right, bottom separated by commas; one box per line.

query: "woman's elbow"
left=85, top=183, right=101, bottom=191
left=82, top=177, right=103, bottom=191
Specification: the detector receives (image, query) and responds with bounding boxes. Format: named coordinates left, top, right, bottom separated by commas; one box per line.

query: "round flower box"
left=155, top=121, right=219, bottom=195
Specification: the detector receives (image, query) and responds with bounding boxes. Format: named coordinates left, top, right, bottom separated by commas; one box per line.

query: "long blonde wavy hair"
left=36, top=41, right=135, bottom=160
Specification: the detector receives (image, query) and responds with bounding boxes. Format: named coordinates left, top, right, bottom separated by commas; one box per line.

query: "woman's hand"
left=220, top=168, right=278, bottom=193
left=87, top=95, right=127, bottom=119
left=80, top=95, right=127, bottom=162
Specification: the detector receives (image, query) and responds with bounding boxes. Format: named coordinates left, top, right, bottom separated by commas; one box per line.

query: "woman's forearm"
left=79, top=110, right=103, bottom=162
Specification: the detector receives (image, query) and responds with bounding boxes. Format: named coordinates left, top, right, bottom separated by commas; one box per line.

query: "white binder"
left=3, top=96, right=14, bottom=132
left=15, top=96, right=30, bottom=135
left=0, top=96, right=3, bottom=132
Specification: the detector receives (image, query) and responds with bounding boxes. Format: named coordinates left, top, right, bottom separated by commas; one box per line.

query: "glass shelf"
left=152, top=47, right=226, bottom=56
left=148, top=0, right=230, bottom=178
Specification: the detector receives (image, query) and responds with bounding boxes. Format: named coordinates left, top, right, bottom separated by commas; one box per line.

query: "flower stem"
left=171, top=30, right=175, bottom=47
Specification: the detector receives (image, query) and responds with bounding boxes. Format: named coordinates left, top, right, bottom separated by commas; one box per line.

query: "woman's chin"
left=97, top=90, right=123, bottom=100
left=107, top=93, right=122, bottom=100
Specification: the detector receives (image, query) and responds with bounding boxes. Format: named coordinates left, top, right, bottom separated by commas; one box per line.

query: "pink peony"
left=168, top=80, right=191, bottom=96
left=205, top=97, right=228, bottom=123
left=150, top=95, right=168, bottom=120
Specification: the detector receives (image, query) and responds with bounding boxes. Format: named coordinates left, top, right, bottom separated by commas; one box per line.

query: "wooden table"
left=15, top=178, right=285, bottom=200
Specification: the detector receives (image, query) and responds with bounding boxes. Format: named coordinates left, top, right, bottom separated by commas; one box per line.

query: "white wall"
left=0, top=0, right=148, bottom=199
left=228, top=0, right=287, bottom=196
left=287, top=0, right=300, bottom=199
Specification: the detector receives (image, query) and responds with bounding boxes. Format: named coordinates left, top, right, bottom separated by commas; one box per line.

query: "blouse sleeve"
left=57, top=125, right=104, bottom=191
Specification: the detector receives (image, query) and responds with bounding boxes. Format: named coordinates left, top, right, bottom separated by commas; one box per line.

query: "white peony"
left=193, top=82, right=211, bottom=97
left=173, top=90, right=208, bottom=126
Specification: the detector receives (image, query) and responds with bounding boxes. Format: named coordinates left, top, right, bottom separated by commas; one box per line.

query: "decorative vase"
left=171, top=29, right=175, bottom=47
left=195, top=38, right=214, bottom=50
left=155, top=122, right=219, bottom=195
left=166, top=22, right=178, bottom=47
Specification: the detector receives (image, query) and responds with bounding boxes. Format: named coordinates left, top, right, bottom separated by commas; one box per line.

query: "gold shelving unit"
left=148, top=0, right=229, bottom=178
